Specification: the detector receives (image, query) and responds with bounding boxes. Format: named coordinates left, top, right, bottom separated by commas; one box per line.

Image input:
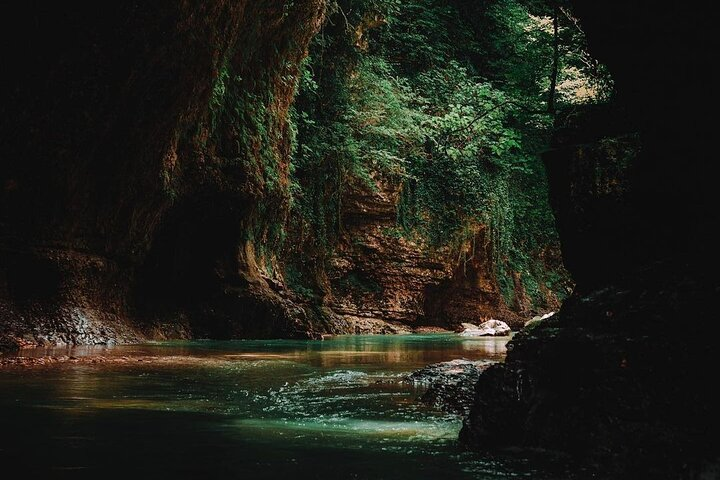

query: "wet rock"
left=344, top=316, right=412, bottom=335
left=456, top=322, right=479, bottom=332
left=524, top=311, right=555, bottom=328
left=458, top=320, right=511, bottom=337
left=406, top=359, right=495, bottom=415
left=460, top=263, right=720, bottom=478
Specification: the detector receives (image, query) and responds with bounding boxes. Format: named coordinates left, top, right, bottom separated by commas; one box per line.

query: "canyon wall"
left=327, top=175, right=562, bottom=332
left=1, top=0, right=558, bottom=350
left=461, top=2, right=719, bottom=477
left=288, top=1, right=569, bottom=333
left=1, top=1, right=329, bottom=349
left=326, top=175, right=455, bottom=331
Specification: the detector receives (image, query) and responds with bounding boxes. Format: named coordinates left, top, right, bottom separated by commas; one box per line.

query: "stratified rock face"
left=0, top=1, right=327, bottom=349
left=425, top=228, right=565, bottom=329
left=423, top=225, right=523, bottom=328
left=327, top=175, right=454, bottom=326
left=327, top=175, right=561, bottom=330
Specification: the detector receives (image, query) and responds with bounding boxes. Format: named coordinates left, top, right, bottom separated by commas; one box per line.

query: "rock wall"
left=461, top=2, right=719, bottom=477
left=327, top=174, right=454, bottom=330
left=0, top=0, right=562, bottom=349
left=1, top=1, right=327, bottom=350
left=544, top=105, right=640, bottom=291
left=424, top=227, right=565, bottom=330
left=326, top=175, right=561, bottom=331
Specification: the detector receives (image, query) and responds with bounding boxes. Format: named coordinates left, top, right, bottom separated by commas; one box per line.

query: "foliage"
left=289, top=0, right=611, bottom=305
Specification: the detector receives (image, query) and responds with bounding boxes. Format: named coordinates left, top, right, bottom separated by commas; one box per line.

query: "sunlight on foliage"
left=289, top=0, right=612, bottom=304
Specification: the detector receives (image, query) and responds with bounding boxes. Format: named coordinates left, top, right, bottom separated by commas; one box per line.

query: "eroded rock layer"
left=327, top=175, right=561, bottom=332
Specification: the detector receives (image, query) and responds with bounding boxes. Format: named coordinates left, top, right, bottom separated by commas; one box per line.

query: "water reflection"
left=3, top=333, right=510, bottom=369
left=0, top=334, right=531, bottom=479
left=460, top=336, right=510, bottom=355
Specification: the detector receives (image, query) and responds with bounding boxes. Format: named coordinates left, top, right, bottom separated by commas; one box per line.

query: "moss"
left=338, top=271, right=383, bottom=294
left=381, top=226, right=404, bottom=239
left=285, top=264, right=317, bottom=298
left=498, top=262, right=516, bottom=306
left=284, top=0, right=575, bottom=312
left=209, top=62, right=231, bottom=136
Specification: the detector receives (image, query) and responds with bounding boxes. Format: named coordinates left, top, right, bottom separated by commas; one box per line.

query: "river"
left=0, top=334, right=549, bottom=479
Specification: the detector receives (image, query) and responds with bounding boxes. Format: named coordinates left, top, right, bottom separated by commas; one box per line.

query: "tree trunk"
left=548, top=4, right=560, bottom=114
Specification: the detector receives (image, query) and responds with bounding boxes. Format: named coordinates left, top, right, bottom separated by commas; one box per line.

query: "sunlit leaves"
left=290, top=0, right=601, bottom=303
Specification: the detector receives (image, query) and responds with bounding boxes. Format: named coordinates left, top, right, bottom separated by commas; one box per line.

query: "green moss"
left=209, top=62, right=231, bottom=136
left=338, top=271, right=383, bottom=294
left=381, top=226, right=404, bottom=239
left=497, top=262, right=516, bottom=306
left=285, top=264, right=317, bottom=298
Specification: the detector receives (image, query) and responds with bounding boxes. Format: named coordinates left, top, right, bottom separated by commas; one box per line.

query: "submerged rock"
left=458, top=320, right=511, bottom=337
left=406, top=359, right=495, bottom=415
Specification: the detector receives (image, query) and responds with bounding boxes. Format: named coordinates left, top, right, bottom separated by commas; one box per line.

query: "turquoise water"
left=0, top=334, right=542, bottom=479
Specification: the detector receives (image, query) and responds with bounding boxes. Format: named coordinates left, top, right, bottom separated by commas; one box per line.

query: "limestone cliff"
left=286, top=0, right=570, bottom=333
left=327, top=174, right=453, bottom=330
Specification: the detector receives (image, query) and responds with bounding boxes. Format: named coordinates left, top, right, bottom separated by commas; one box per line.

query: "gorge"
left=1, top=1, right=717, bottom=478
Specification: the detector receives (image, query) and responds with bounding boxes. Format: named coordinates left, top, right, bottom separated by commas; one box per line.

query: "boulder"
left=455, top=322, right=480, bottom=332
left=459, top=319, right=511, bottom=336
left=406, top=359, right=494, bottom=415
left=524, top=311, right=556, bottom=328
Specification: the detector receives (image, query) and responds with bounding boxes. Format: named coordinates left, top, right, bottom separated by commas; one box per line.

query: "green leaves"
left=287, top=0, right=603, bottom=305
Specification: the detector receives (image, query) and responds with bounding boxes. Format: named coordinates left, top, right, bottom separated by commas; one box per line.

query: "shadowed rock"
left=406, top=359, right=495, bottom=415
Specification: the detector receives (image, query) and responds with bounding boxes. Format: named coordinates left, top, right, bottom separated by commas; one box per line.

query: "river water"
left=0, top=334, right=546, bottom=479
